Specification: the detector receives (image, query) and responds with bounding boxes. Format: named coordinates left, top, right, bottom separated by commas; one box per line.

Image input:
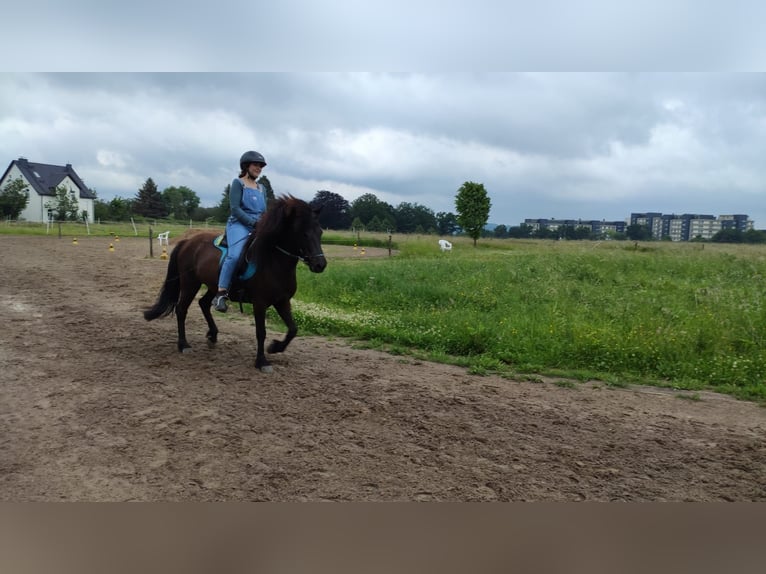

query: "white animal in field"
left=438, top=239, right=453, bottom=252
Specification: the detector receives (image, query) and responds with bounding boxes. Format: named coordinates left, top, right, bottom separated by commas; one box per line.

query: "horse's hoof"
left=181, top=347, right=193, bottom=354
left=259, top=365, right=273, bottom=373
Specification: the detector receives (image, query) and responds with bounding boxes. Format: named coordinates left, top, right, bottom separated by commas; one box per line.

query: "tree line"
left=1, top=173, right=492, bottom=241
left=89, top=177, right=493, bottom=242
left=12, top=173, right=760, bottom=243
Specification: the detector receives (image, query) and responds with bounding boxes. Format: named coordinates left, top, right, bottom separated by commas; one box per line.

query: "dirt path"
left=0, top=234, right=764, bottom=501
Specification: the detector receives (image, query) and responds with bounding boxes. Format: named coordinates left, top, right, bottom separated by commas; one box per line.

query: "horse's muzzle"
left=307, top=254, right=327, bottom=273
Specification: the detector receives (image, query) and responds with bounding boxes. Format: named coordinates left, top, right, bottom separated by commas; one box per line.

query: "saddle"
left=213, top=233, right=257, bottom=307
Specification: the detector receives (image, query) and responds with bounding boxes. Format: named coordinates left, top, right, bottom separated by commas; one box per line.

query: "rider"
left=212, top=150, right=268, bottom=312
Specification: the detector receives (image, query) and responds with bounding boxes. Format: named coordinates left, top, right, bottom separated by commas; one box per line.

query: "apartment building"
left=631, top=213, right=753, bottom=241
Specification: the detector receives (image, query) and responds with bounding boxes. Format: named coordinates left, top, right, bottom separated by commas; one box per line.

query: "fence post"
left=149, top=225, right=154, bottom=258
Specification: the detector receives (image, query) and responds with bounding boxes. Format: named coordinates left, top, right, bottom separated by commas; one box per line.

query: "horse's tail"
left=143, top=241, right=183, bottom=321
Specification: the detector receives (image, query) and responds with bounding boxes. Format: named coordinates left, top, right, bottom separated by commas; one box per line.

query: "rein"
left=275, top=245, right=325, bottom=265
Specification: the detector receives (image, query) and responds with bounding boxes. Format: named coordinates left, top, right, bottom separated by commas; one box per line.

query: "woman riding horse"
left=143, top=195, right=326, bottom=372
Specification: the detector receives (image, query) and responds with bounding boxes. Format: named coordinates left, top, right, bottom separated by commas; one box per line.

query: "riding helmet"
left=240, top=150, right=267, bottom=169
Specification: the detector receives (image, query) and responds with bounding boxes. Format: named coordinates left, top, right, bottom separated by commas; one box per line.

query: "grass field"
left=0, top=219, right=219, bottom=239
left=294, top=232, right=766, bottom=402
left=6, top=221, right=765, bottom=401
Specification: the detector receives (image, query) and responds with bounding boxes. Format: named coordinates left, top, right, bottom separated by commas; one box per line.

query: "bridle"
left=275, top=245, right=325, bottom=266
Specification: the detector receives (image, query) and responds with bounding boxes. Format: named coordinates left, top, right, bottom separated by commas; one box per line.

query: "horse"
left=143, top=195, right=326, bottom=372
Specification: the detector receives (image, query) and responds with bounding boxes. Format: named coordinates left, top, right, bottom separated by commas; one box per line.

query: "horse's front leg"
left=267, top=299, right=297, bottom=355
left=253, top=306, right=272, bottom=373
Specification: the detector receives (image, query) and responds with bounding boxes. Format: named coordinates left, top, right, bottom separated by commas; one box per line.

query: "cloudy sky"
left=3, top=1, right=766, bottom=228
left=2, top=72, right=765, bottom=227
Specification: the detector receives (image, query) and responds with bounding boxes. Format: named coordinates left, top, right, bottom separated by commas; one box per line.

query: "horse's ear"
left=312, top=203, right=323, bottom=217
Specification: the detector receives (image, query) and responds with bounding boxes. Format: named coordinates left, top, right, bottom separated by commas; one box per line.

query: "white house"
left=0, top=157, right=96, bottom=222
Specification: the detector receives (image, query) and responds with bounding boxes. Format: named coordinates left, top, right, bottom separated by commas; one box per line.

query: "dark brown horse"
left=143, top=195, right=326, bottom=372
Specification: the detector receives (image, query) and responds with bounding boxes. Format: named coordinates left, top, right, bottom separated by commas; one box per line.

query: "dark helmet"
left=240, top=150, right=267, bottom=169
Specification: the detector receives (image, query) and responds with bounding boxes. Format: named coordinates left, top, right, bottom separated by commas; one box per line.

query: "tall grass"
left=293, top=236, right=766, bottom=401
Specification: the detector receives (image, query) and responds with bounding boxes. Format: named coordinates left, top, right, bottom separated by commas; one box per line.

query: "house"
left=0, top=157, right=96, bottom=222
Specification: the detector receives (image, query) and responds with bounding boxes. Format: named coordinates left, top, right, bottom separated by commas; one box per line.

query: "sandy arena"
left=0, top=234, right=764, bottom=501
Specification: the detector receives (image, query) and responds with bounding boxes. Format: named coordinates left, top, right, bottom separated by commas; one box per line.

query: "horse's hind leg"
left=267, top=299, right=297, bottom=355
left=176, top=281, right=200, bottom=353
left=199, top=288, right=218, bottom=345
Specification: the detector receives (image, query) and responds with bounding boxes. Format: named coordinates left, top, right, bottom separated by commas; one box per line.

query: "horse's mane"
left=248, top=195, right=314, bottom=265
left=256, top=195, right=307, bottom=241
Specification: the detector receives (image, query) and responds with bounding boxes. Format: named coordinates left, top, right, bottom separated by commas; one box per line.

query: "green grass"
left=0, top=219, right=221, bottom=239
left=288, top=235, right=766, bottom=402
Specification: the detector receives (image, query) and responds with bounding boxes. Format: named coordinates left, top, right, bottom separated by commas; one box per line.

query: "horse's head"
left=257, top=195, right=327, bottom=273
left=291, top=199, right=327, bottom=273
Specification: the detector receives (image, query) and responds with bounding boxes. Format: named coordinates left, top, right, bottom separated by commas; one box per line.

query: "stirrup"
left=213, top=291, right=229, bottom=312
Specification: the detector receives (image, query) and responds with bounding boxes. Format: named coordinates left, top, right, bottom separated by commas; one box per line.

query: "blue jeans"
left=219, top=220, right=251, bottom=290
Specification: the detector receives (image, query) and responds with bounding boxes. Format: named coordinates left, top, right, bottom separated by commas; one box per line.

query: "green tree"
left=257, top=175, right=275, bottom=203
left=743, top=229, right=766, bottom=244
left=311, top=190, right=352, bottom=229
left=162, top=185, right=200, bottom=220
left=493, top=224, right=508, bottom=238
left=711, top=228, right=743, bottom=243
left=45, top=185, right=81, bottom=221
left=94, top=196, right=133, bottom=221
left=351, top=193, right=394, bottom=227
left=393, top=202, right=437, bottom=234
left=436, top=211, right=460, bottom=236
left=507, top=224, right=534, bottom=238
left=366, top=215, right=393, bottom=232
left=455, top=181, right=491, bottom=246
left=626, top=224, right=653, bottom=241
left=351, top=216, right=365, bottom=231
left=214, top=183, right=231, bottom=223
left=0, top=177, right=30, bottom=219
left=133, top=177, right=167, bottom=218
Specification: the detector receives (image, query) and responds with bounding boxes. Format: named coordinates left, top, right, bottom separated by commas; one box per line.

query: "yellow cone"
left=160, top=247, right=168, bottom=260
left=114, top=235, right=120, bottom=242
left=72, top=237, right=78, bottom=245
left=361, top=248, right=366, bottom=255
left=109, top=243, right=114, bottom=252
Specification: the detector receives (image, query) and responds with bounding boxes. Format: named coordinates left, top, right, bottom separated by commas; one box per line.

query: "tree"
left=257, top=175, right=275, bottom=203
left=162, top=185, right=200, bottom=220
left=507, top=224, right=534, bottom=238
left=366, top=214, right=395, bottom=232
left=351, top=216, right=365, bottom=231
left=0, top=177, right=29, bottom=219
left=455, top=181, right=491, bottom=246
left=351, top=193, right=394, bottom=227
left=94, top=196, right=132, bottom=221
left=743, top=229, right=766, bottom=244
left=214, top=183, right=231, bottom=223
left=393, top=202, right=437, bottom=234
left=436, top=211, right=460, bottom=236
left=625, top=224, right=653, bottom=241
left=133, top=177, right=167, bottom=218
left=45, top=185, right=81, bottom=221
left=108, top=197, right=133, bottom=221
left=493, top=224, right=508, bottom=238
left=311, top=190, right=352, bottom=229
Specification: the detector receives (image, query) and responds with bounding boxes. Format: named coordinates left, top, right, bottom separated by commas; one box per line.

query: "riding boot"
left=212, top=290, right=229, bottom=312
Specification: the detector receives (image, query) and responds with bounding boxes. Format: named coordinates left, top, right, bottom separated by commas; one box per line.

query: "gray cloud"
left=2, top=72, right=766, bottom=227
